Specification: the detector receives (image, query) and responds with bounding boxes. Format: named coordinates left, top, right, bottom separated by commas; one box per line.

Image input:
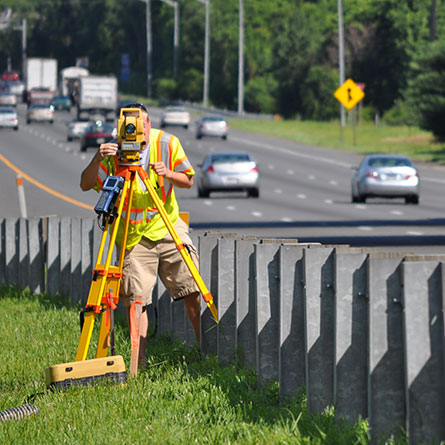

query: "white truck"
left=25, top=58, right=58, bottom=103
left=76, top=75, right=118, bottom=121
left=59, top=66, right=89, bottom=100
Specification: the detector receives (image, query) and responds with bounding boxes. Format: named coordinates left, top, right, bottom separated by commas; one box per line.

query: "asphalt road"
left=1, top=103, right=445, bottom=252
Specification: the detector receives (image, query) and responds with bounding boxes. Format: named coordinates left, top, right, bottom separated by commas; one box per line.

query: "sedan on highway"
left=80, top=121, right=115, bottom=152
left=26, top=103, right=54, bottom=124
left=351, top=154, right=419, bottom=204
left=52, top=95, right=71, bottom=111
left=0, top=92, right=17, bottom=107
left=196, top=116, right=228, bottom=140
left=0, top=107, right=19, bottom=130
left=160, top=106, right=190, bottom=129
left=197, top=151, right=259, bottom=198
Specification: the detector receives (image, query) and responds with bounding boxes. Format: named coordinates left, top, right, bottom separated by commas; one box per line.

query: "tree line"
left=1, top=0, right=445, bottom=137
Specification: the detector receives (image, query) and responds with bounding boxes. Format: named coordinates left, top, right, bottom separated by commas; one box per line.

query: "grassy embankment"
left=228, top=118, right=445, bottom=165
left=0, top=285, right=379, bottom=444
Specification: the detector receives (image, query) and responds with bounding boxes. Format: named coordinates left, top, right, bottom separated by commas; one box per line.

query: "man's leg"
left=184, top=291, right=201, bottom=344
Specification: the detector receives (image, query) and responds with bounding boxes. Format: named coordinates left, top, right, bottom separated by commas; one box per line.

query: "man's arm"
left=80, top=142, right=118, bottom=191
left=149, top=162, right=194, bottom=189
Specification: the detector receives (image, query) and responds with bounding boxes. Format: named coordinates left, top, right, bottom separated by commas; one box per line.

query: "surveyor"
left=80, top=103, right=200, bottom=368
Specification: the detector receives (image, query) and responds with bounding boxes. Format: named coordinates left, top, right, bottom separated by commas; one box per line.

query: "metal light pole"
left=338, top=0, right=345, bottom=130
left=161, top=0, right=179, bottom=78
left=238, top=0, right=244, bottom=115
left=197, top=0, right=210, bottom=107
left=140, top=0, right=152, bottom=98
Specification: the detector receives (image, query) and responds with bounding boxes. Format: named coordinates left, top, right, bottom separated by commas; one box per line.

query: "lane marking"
left=297, top=194, right=306, bottom=199
left=0, top=153, right=94, bottom=211
left=251, top=211, right=262, bottom=217
left=391, top=210, right=403, bottom=215
left=324, top=199, right=333, bottom=204
left=406, top=231, right=424, bottom=235
left=358, top=226, right=373, bottom=231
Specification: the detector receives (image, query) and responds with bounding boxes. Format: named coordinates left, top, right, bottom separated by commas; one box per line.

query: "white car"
left=67, top=120, right=92, bottom=141
left=0, top=92, right=17, bottom=107
left=160, top=106, right=190, bottom=129
left=0, top=107, right=19, bottom=130
left=26, top=103, right=54, bottom=124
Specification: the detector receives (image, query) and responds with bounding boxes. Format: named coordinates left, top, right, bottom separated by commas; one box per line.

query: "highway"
left=1, top=103, right=445, bottom=251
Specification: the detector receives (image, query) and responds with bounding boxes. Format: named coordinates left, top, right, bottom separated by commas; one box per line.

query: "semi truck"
left=76, top=75, right=118, bottom=121
left=25, top=58, right=58, bottom=104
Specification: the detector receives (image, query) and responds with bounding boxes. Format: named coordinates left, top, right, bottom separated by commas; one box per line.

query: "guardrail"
left=1, top=216, right=444, bottom=444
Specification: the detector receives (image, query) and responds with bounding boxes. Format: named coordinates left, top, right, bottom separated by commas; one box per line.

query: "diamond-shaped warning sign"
left=334, top=79, right=365, bottom=110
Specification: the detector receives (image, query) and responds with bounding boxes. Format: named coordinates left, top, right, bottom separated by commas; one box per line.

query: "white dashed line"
left=329, top=180, right=337, bottom=186
left=287, top=169, right=294, bottom=175
left=355, top=204, right=367, bottom=210
left=281, top=217, right=293, bottom=222
left=324, top=199, right=333, bottom=204
left=226, top=205, right=236, bottom=211
left=274, top=189, right=283, bottom=194
left=391, top=210, right=403, bottom=215
left=268, top=165, right=275, bottom=170
left=203, top=200, right=213, bottom=206
left=406, top=231, right=424, bottom=235
left=251, top=211, right=262, bottom=217
left=297, top=194, right=306, bottom=199
left=358, top=226, right=373, bottom=231
left=308, top=175, right=315, bottom=180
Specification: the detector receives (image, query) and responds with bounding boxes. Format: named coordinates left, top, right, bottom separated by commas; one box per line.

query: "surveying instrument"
left=46, top=107, right=218, bottom=388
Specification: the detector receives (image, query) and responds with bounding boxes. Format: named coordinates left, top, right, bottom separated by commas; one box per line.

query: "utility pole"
left=237, top=0, right=244, bottom=115
left=161, top=0, right=179, bottom=78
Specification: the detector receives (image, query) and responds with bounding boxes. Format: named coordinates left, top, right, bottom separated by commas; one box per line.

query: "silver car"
left=196, top=116, right=228, bottom=140
left=160, top=106, right=190, bottom=129
left=351, top=154, right=419, bottom=204
left=197, top=151, right=259, bottom=198
left=0, top=107, right=19, bottom=130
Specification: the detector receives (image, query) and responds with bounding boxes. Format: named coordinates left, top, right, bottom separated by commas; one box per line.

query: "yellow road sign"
left=334, top=78, right=365, bottom=110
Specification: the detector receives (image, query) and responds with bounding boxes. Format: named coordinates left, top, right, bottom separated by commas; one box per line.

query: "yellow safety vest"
left=94, top=128, right=195, bottom=249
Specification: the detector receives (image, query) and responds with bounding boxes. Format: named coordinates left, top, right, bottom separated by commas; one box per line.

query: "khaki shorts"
left=120, top=218, right=200, bottom=307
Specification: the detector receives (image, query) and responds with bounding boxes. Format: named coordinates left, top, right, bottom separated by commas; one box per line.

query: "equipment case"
left=45, top=355, right=127, bottom=391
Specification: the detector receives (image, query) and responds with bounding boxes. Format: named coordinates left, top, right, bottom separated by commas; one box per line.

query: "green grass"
left=0, top=284, right=378, bottom=444
left=227, top=118, right=445, bottom=164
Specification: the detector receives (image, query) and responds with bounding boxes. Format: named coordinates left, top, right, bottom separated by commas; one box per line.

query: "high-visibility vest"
left=94, top=128, right=195, bottom=249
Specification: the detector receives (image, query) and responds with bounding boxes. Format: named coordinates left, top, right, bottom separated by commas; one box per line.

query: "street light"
left=196, top=0, right=210, bottom=107
left=238, top=0, right=244, bottom=114
left=138, top=0, right=152, bottom=98
left=337, top=0, right=345, bottom=130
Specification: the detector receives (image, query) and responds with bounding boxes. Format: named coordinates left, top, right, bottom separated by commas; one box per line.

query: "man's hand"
left=149, top=162, right=193, bottom=189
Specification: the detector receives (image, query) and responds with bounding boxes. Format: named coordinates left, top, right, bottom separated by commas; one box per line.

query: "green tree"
left=406, top=40, right=445, bottom=139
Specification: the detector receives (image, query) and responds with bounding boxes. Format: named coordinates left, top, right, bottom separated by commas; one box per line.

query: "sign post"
left=334, top=79, right=365, bottom=145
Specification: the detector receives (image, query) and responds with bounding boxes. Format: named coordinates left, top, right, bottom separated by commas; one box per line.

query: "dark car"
left=80, top=121, right=115, bottom=152
left=52, top=95, right=71, bottom=111
left=351, top=154, right=420, bottom=204
left=197, top=151, right=259, bottom=198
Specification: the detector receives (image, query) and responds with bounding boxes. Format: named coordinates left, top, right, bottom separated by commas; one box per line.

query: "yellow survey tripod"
left=75, top=108, right=218, bottom=374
